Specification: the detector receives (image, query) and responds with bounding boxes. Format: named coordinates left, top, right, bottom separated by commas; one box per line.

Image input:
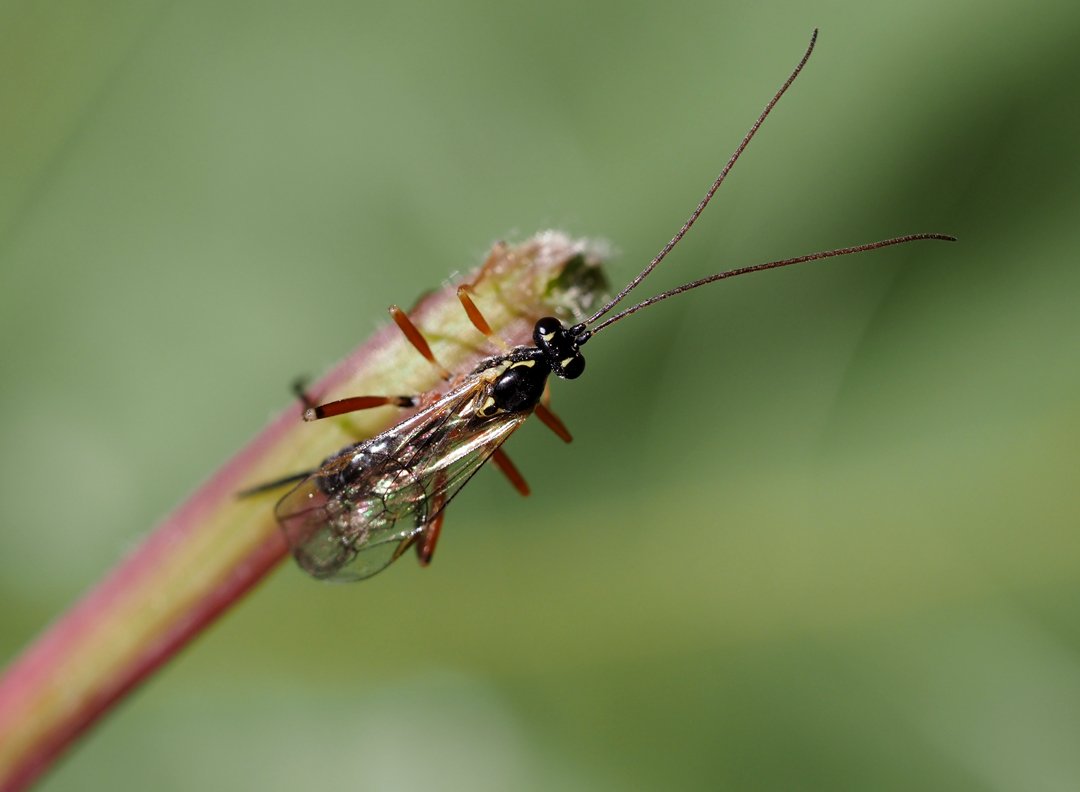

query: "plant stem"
left=0, top=233, right=607, bottom=792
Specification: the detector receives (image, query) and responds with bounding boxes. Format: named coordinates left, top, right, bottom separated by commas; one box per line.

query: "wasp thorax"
left=533, top=317, right=586, bottom=380
left=483, top=359, right=548, bottom=415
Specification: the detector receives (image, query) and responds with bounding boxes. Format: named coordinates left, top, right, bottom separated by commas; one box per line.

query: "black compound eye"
left=533, top=317, right=563, bottom=346
left=557, top=354, right=585, bottom=380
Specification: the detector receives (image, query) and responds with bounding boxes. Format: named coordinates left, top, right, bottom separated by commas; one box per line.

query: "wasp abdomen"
left=281, top=444, right=428, bottom=579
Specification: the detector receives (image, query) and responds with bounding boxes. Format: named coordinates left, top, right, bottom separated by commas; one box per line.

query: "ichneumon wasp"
left=247, top=29, right=954, bottom=581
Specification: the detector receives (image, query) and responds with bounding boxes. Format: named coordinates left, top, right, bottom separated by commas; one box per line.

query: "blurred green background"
left=2, top=1, right=1079, bottom=790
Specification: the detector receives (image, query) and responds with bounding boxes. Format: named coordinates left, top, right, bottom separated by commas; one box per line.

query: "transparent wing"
left=276, top=380, right=530, bottom=581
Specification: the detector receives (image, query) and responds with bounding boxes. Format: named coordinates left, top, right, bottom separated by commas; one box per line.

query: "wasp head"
left=533, top=317, right=589, bottom=379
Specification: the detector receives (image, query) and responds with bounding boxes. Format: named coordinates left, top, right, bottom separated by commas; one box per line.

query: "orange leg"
left=491, top=447, right=530, bottom=496
left=415, top=511, right=446, bottom=566
left=457, top=285, right=511, bottom=352
left=302, top=394, right=416, bottom=421
left=534, top=403, right=573, bottom=444
left=300, top=304, right=450, bottom=423
left=241, top=383, right=412, bottom=494
left=291, top=378, right=416, bottom=422
left=389, top=304, right=452, bottom=379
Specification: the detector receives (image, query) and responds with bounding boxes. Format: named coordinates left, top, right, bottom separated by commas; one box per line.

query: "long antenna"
left=582, top=28, right=819, bottom=327
left=589, top=233, right=957, bottom=335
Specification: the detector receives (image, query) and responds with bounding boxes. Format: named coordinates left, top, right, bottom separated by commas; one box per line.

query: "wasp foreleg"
left=389, top=304, right=452, bottom=380
left=457, top=284, right=511, bottom=353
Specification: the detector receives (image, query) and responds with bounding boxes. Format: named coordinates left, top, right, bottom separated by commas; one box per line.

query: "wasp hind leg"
left=386, top=507, right=444, bottom=568
left=414, top=511, right=446, bottom=567
left=388, top=449, right=529, bottom=569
